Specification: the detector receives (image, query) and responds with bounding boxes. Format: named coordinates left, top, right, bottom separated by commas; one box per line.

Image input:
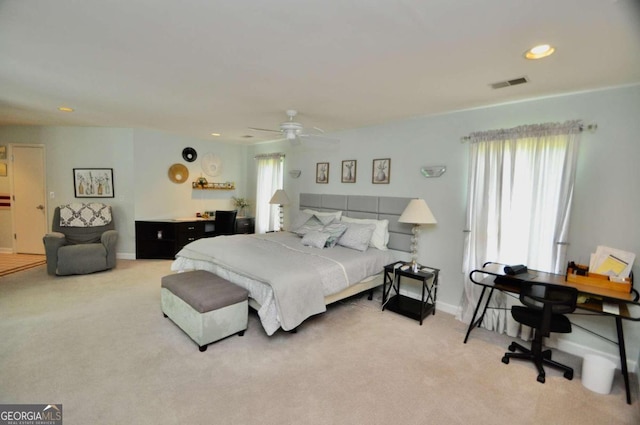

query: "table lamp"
left=398, top=198, right=437, bottom=267
left=269, top=189, right=290, bottom=231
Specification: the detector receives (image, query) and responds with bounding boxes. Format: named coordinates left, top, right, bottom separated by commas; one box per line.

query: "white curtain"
left=255, top=154, right=284, bottom=234
left=458, top=121, right=582, bottom=338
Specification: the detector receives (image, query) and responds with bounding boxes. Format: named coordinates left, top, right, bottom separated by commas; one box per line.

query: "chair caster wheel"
left=537, top=374, right=545, bottom=384
left=501, top=356, right=509, bottom=364
left=508, top=343, right=517, bottom=352
left=564, top=370, right=573, bottom=380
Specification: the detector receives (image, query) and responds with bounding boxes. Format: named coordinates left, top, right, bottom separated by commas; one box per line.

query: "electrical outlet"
left=49, top=191, right=55, bottom=199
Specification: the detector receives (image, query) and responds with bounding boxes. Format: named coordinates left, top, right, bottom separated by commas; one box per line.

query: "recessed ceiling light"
left=58, top=106, right=74, bottom=112
left=211, top=133, right=221, bottom=137
left=524, top=44, right=555, bottom=60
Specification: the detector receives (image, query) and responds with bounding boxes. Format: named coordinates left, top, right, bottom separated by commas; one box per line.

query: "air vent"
left=490, top=76, right=529, bottom=89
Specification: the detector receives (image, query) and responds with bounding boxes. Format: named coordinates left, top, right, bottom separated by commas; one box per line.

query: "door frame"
left=9, top=143, right=48, bottom=254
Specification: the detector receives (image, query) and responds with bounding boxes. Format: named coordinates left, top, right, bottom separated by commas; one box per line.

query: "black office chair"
left=501, top=282, right=578, bottom=383
left=214, top=210, right=237, bottom=236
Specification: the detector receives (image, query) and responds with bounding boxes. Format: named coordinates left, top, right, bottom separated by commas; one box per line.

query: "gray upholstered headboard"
left=299, top=193, right=413, bottom=252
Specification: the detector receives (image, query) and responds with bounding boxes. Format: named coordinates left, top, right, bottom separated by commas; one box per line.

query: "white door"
left=11, top=145, right=47, bottom=254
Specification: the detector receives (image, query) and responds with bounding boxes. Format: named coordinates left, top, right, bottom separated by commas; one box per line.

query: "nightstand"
left=382, top=261, right=440, bottom=325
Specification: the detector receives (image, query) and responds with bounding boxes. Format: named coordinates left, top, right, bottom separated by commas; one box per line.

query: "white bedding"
left=171, top=231, right=394, bottom=335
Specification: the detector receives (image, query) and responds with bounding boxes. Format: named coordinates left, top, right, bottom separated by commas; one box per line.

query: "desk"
left=464, top=262, right=639, bottom=404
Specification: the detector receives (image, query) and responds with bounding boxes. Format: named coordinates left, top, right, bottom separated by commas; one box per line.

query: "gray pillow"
left=322, top=222, right=348, bottom=248
left=301, top=231, right=330, bottom=249
left=337, top=222, right=376, bottom=252
left=291, top=212, right=313, bottom=233
left=293, top=215, right=324, bottom=237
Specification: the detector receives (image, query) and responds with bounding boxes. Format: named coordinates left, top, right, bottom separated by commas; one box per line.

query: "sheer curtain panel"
left=255, top=154, right=284, bottom=234
left=458, top=121, right=582, bottom=338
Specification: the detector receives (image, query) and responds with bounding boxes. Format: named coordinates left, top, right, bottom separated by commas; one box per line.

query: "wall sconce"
left=289, top=170, right=302, bottom=178
left=420, top=166, right=446, bottom=178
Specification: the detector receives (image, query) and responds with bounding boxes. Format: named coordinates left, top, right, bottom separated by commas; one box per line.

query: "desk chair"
left=501, top=282, right=578, bottom=383
left=214, top=210, right=237, bottom=236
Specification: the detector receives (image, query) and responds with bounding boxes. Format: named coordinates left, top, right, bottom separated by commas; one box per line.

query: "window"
left=255, top=153, right=284, bottom=233
left=458, top=121, right=582, bottom=335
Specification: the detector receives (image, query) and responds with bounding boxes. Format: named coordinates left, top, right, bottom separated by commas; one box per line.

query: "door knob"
left=36, top=205, right=44, bottom=210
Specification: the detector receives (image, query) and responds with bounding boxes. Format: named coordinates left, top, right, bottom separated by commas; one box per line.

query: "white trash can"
left=581, top=354, right=617, bottom=394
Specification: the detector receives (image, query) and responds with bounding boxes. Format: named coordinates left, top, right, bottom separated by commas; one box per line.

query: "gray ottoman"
left=161, top=270, right=249, bottom=352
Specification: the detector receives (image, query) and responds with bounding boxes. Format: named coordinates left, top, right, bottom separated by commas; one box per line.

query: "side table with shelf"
left=382, top=261, right=440, bottom=325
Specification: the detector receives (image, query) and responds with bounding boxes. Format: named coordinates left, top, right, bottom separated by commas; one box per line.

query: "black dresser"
left=135, top=217, right=255, bottom=259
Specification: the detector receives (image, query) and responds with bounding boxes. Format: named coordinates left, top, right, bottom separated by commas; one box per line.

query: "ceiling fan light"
left=285, top=130, right=297, bottom=140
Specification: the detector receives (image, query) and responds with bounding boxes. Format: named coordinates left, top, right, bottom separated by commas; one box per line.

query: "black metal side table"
left=382, top=261, right=440, bottom=325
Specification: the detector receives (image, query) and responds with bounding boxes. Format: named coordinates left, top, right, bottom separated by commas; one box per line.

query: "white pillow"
left=340, top=216, right=389, bottom=250
left=303, top=209, right=342, bottom=222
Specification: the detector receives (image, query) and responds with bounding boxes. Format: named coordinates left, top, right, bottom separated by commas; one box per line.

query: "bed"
left=171, top=194, right=413, bottom=335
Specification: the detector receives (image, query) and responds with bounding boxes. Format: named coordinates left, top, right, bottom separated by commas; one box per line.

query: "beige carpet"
left=0, top=260, right=638, bottom=425
left=0, top=253, right=46, bottom=277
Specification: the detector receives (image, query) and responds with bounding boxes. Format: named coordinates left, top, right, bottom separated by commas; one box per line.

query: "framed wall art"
left=341, top=160, right=356, bottom=183
left=316, top=162, right=329, bottom=184
left=74, top=168, right=114, bottom=198
left=372, top=158, right=390, bottom=184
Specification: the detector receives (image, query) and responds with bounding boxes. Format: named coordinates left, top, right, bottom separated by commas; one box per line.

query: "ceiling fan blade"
left=248, top=127, right=282, bottom=133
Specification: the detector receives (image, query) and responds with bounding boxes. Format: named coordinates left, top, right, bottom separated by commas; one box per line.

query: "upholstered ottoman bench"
left=161, top=270, right=249, bottom=352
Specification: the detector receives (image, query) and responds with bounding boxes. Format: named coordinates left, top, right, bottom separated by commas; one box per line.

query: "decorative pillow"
left=290, top=212, right=313, bottom=233
left=337, top=222, right=376, bottom=252
left=340, top=216, right=389, bottom=250
left=322, top=222, right=348, bottom=248
left=301, top=231, right=330, bottom=249
left=59, top=203, right=112, bottom=227
left=293, top=215, right=324, bottom=237
left=302, top=209, right=342, bottom=222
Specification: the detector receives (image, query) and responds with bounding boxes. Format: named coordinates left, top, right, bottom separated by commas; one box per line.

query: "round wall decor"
left=201, top=153, right=222, bottom=177
left=182, top=147, right=197, bottom=162
left=168, top=163, right=189, bottom=184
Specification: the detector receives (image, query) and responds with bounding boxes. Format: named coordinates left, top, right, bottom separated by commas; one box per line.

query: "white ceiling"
left=1, top=0, right=639, bottom=144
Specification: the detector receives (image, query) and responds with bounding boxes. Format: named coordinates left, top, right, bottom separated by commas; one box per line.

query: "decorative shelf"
left=192, top=182, right=235, bottom=190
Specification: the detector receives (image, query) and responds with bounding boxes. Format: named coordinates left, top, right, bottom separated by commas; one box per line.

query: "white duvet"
left=171, top=232, right=394, bottom=335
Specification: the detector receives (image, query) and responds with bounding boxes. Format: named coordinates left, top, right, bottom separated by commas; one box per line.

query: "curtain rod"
left=460, top=122, right=597, bottom=143
left=254, top=153, right=285, bottom=159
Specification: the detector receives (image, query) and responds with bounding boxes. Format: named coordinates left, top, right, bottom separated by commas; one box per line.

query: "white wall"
left=132, top=129, right=248, bottom=220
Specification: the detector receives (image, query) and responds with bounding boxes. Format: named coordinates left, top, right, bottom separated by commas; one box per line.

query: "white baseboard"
left=0, top=247, right=14, bottom=254
left=116, top=252, right=136, bottom=260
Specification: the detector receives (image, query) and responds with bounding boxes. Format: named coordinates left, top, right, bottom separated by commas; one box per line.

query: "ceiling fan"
left=249, top=110, right=339, bottom=146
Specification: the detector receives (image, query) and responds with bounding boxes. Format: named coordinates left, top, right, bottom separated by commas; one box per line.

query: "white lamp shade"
left=398, top=199, right=437, bottom=224
left=269, top=189, right=290, bottom=205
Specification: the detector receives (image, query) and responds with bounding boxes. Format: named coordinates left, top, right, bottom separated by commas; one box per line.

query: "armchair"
left=43, top=203, right=118, bottom=276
